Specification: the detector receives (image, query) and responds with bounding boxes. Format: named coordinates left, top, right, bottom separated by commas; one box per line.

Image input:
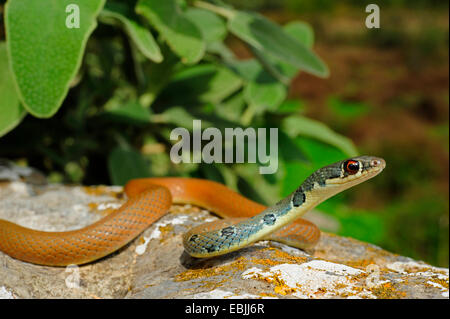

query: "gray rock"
left=0, top=181, right=448, bottom=299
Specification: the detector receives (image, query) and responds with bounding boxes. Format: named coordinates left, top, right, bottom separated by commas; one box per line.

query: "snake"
left=0, top=156, right=385, bottom=266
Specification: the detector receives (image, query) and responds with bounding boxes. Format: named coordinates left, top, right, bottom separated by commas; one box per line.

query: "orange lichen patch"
left=428, top=277, right=449, bottom=290
left=269, top=273, right=296, bottom=296
left=86, top=202, right=117, bottom=216
left=197, top=277, right=230, bottom=290
left=369, top=282, right=407, bottom=299
left=82, top=186, right=123, bottom=199
left=402, top=266, right=437, bottom=274
left=272, top=249, right=309, bottom=264
left=158, top=224, right=174, bottom=242
left=274, top=284, right=296, bottom=295
left=250, top=257, right=283, bottom=267
left=245, top=269, right=297, bottom=296
left=175, top=257, right=249, bottom=282
left=344, top=258, right=379, bottom=270
left=259, top=292, right=278, bottom=298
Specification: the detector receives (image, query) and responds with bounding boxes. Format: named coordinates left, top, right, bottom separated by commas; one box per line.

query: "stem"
left=192, top=0, right=235, bottom=19
left=241, top=104, right=257, bottom=126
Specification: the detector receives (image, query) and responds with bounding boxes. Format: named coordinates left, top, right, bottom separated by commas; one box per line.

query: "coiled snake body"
left=0, top=156, right=385, bottom=266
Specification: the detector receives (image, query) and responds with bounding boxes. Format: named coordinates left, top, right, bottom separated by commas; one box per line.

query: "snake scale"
left=0, top=156, right=385, bottom=266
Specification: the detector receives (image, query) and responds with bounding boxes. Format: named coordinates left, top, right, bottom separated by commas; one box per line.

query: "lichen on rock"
left=0, top=180, right=448, bottom=299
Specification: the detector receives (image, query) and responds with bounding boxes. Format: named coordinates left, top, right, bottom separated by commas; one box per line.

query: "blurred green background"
left=0, top=0, right=448, bottom=267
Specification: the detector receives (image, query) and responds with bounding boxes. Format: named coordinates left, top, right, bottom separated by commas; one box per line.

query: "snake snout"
left=370, top=157, right=386, bottom=170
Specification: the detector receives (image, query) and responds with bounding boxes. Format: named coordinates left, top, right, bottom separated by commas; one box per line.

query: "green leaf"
left=230, top=58, right=286, bottom=111
left=243, top=73, right=286, bottom=111
left=0, top=42, right=26, bottom=137
left=227, top=11, right=328, bottom=78
left=164, top=63, right=242, bottom=104
left=103, top=101, right=151, bottom=126
left=185, top=8, right=227, bottom=44
left=251, top=20, right=316, bottom=83
left=283, top=21, right=314, bottom=49
left=100, top=3, right=162, bottom=62
left=5, top=0, right=106, bottom=118
left=136, top=0, right=205, bottom=64
left=108, top=147, right=151, bottom=185
left=214, top=91, right=246, bottom=122
left=282, top=115, right=358, bottom=156
left=159, top=106, right=199, bottom=129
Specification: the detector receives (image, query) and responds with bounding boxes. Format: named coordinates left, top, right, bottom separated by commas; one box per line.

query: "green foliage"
left=5, top=0, right=105, bottom=117
left=0, top=42, right=25, bottom=136
left=0, top=0, right=447, bottom=269
left=0, top=1, right=356, bottom=213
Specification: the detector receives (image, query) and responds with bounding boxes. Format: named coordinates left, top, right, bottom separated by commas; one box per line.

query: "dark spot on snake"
left=263, top=214, right=276, bottom=225
left=221, top=226, right=234, bottom=237
left=206, top=245, right=217, bottom=253
left=292, top=189, right=306, bottom=207
left=189, top=234, right=198, bottom=242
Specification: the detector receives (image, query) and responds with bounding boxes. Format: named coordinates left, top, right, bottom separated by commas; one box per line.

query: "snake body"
left=0, top=156, right=385, bottom=266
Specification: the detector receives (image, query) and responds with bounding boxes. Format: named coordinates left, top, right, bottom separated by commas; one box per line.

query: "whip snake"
left=0, top=156, right=385, bottom=266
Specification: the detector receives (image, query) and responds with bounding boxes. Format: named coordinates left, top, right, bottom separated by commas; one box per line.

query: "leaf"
left=102, top=101, right=151, bottom=126
left=227, top=11, right=328, bottom=78
left=100, top=3, right=162, bottom=62
left=243, top=72, right=286, bottom=111
left=230, top=58, right=286, bottom=111
left=5, top=0, right=106, bottom=118
left=163, top=63, right=242, bottom=104
left=136, top=0, right=205, bottom=64
left=282, top=115, right=358, bottom=156
left=185, top=8, right=227, bottom=44
left=159, top=106, right=199, bottom=129
left=107, top=147, right=151, bottom=185
left=283, top=21, right=314, bottom=49
left=0, top=42, right=26, bottom=137
left=251, top=20, right=316, bottom=83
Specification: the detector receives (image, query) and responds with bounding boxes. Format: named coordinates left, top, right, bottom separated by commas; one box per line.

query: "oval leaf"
left=0, top=42, right=26, bottom=137
left=136, top=0, right=205, bottom=64
left=5, top=0, right=105, bottom=118
left=185, top=8, right=227, bottom=44
left=100, top=3, right=163, bottom=63
left=228, top=11, right=329, bottom=78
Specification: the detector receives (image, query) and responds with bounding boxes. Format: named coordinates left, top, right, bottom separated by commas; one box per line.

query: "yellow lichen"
left=82, top=186, right=123, bottom=199
left=175, top=257, right=249, bottom=282
left=369, top=282, right=407, bottom=299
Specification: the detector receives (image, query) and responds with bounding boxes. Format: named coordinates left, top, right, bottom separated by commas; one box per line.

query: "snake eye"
left=344, top=160, right=360, bottom=175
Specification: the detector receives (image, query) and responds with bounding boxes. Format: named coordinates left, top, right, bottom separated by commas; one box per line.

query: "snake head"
left=298, top=155, right=385, bottom=203
left=322, top=155, right=386, bottom=188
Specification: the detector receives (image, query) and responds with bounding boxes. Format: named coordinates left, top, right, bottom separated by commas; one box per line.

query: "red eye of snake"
left=344, top=160, right=359, bottom=175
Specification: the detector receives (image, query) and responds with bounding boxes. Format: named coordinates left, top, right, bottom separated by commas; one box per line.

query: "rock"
left=0, top=180, right=448, bottom=299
